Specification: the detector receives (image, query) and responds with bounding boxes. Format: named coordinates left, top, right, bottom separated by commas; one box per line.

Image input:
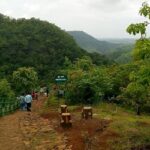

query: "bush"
left=0, top=79, right=15, bottom=103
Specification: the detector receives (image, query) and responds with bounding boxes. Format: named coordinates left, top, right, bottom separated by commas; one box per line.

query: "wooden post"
left=60, top=105, right=68, bottom=114
left=82, top=107, right=93, bottom=119
left=60, top=113, right=72, bottom=127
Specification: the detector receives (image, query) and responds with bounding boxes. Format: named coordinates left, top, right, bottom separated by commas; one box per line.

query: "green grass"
left=94, top=103, right=150, bottom=150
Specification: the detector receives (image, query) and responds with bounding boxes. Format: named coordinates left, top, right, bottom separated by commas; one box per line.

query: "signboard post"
left=55, top=75, right=67, bottom=99
left=55, top=75, right=67, bottom=83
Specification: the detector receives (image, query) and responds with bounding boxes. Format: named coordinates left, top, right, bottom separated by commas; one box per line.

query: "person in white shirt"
left=25, top=92, right=32, bottom=111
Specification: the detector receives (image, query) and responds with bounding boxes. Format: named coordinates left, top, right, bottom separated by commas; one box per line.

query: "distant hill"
left=100, top=38, right=136, bottom=44
left=68, top=31, right=133, bottom=54
left=68, top=31, right=116, bottom=54
left=68, top=31, right=134, bottom=64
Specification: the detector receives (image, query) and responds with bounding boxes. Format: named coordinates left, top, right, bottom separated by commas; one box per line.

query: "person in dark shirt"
left=46, top=87, right=49, bottom=97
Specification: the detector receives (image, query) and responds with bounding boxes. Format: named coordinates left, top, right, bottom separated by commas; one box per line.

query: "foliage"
left=124, top=64, right=150, bottom=112
left=123, top=82, right=147, bottom=105
left=108, top=63, right=139, bottom=98
left=89, top=52, right=112, bottom=65
left=133, top=39, right=150, bottom=61
left=130, top=64, right=150, bottom=86
left=139, top=2, right=150, bottom=18
left=12, top=67, right=38, bottom=94
left=75, top=56, right=94, bottom=71
left=123, top=1, right=150, bottom=114
left=65, top=57, right=112, bottom=104
left=127, top=23, right=147, bottom=38
left=127, top=2, right=150, bottom=38
left=0, top=79, right=15, bottom=102
left=121, top=62, right=150, bottom=114
left=108, top=49, right=132, bottom=64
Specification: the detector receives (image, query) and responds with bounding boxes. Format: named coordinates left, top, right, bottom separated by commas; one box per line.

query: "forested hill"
left=0, top=14, right=111, bottom=81
left=68, top=31, right=133, bottom=54
left=68, top=31, right=119, bottom=53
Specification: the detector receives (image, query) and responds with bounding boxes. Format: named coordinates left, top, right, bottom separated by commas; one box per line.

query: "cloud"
left=80, top=0, right=140, bottom=13
left=0, top=0, right=147, bottom=38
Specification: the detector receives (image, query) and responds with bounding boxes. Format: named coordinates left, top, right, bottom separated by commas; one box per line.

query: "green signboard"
left=55, top=75, right=67, bottom=82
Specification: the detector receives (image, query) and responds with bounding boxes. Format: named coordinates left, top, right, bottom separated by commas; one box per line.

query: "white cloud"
left=0, top=0, right=149, bottom=38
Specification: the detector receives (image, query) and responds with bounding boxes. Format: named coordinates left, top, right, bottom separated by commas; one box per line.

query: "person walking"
left=25, top=92, right=32, bottom=112
left=46, top=87, right=49, bottom=97
left=19, top=93, right=26, bottom=110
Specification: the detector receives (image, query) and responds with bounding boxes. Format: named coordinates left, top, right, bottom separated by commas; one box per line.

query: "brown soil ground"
left=0, top=96, right=49, bottom=150
left=0, top=111, right=25, bottom=150
left=42, top=108, right=118, bottom=150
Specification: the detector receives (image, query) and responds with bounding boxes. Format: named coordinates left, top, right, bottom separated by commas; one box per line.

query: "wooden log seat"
left=60, top=113, right=72, bottom=127
left=82, top=106, right=93, bottom=119
left=60, top=105, right=68, bottom=114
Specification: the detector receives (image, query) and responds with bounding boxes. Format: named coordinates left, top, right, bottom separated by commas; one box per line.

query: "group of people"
left=40, top=87, right=49, bottom=97
left=19, top=87, right=48, bottom=112
left=19, top=92, right=33, bottom=112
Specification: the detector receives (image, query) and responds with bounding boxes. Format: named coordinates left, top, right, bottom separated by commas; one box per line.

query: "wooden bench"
left=60, top=113, right=72, bottom=127
left=82, top=106, right=93, bottom=119
left=60, top=105, right=68, bottom=114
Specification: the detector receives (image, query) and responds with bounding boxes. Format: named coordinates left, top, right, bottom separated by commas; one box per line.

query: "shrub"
left=0, top=79, right=15, bottom=103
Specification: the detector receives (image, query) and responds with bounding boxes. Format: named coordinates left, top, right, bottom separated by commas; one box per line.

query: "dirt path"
left=0, top=98, right=45, bottom=150
left=0, top=96, right=67, bottom=150
left=0, top=111, right=25, bottom=150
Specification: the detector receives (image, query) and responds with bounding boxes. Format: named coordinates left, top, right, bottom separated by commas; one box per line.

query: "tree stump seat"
left=60, top=113, right=72, bottom=127
left=82, top=106, right=93, bottom=119
left=60, top=105, right=68, bottom=114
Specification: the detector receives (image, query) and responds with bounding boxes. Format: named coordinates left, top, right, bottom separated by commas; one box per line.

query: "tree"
left=123, top=82, right=147, bottom=115
left=133, top=39, right=150, bottom=61
left=0, top=79, right=15, bottom=103
left=126, top=2, right=150, bottom=38
left=122, top=63, right=150, bottom=115
left=108, top=63, right=139, bottom=98
left=75, top=56, right=94, bottom=71
left=124, top=2, right=150, bottom=114
left=65, top=57, right=112, bottom=104
left=13, top=67, right=38, bottom=94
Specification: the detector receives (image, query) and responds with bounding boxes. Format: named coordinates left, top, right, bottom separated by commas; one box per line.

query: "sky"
left=0, top=0, right=149, bottom=38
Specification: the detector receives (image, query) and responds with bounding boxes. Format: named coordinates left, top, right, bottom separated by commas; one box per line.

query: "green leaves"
left=127, top=2, right=150, bottom=38
left=75, top=56, right=94, bottom=71
left=126, top=23, right=147, bottom=37
left=0, top=79, right=15, bottom=102
left=139, top=2, right=150, bottom=19
left=125, top=2, right=150, bottom=114
left=133, top=39, right=150, bottom=61
left=13, top=67, right=38, bottom=94
left=124, top=82, right=146, bottom=102
left=130, top=64, right=150, bottom=87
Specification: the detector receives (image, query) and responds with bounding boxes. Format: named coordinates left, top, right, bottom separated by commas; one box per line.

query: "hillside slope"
left=68, top=31, right=133, bottom=54
left=68, top=31, right=119, bottom=53
left=68, top=31, right=134, bottom=63
left=0, top=14, right=111, bottom=81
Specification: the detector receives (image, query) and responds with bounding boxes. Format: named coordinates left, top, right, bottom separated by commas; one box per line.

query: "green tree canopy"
left=13, top=67, right=38, bottom=94
left=126, top=2, right=150, bottom=38
left=0, top=79, right=15, bottom=103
